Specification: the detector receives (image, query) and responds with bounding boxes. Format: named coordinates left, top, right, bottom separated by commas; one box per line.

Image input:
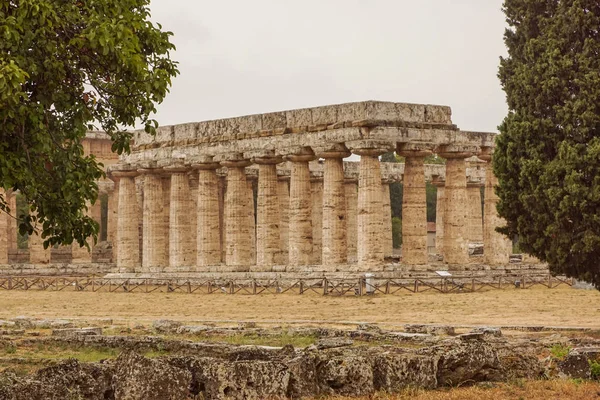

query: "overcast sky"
left=148, top=0, right=508, bottom=133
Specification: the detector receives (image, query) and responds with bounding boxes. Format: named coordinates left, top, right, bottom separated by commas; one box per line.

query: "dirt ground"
left=0, top=286, right=598, bottom=328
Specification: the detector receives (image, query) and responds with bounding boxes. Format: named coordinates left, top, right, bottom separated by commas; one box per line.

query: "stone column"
left=319, top=146, right=350, bottom=266
left=7, top=191, right=17, bottom=253
left=106, top=182, right=119, bottom=262
left=432, top=177, right=445, bottom=256
left=310, top=178, right=323, bottom=265
left=349, top=142, right=391, bottom=267
left=398, top=147, right=430, bottom=265
left=467, top=182, right=484, bottom=244
left=286, top=148, right=316, bottom=266
left=71, top=203, right=93, bottom=264
left=439, top=151, right=472, bottom=266
left=381, top=181, right=393, bottom=258
left=113, top=170, right=140, bottom=272
left=0, top=189, right=8, bottom=264
left=344, top=179, right=358, bottom=263
left=140, top=168, right=167, bottom=271
left=29, top=210, right=51, bottom=264
left=247, top=179, right=256, bottom=266
left=221, top=157, right=253, bottom=269
left=193, top=160, right=222, bottom=267
left=166, top=165, right=193, bottom=269
left=252, top=155, right=282, bottom=267
left=480, top=151, right=513, bottom=265
left=277, top=178, right=290, bottom=265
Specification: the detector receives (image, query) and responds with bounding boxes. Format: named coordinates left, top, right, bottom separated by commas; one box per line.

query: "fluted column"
left=140, top=169, right=167, bottom=271
left=398, top=147, right=430, bottom=265
left=344, top=179, right=358, bottom=263
left=319, top=146, right=350, bottom=266
left=29, top=210, right=51, bottom=264
left=107, top=183, right=119, bottom=262
left=480, top=151, right=513, bottom=265
left=112, top=170, right=140, bottom=271
left=253, top=156, right=282, bottom=267
left=311, top=179, right=323, bottom=265
left=277, top=178, right=290, bottom=265
left=71, top=202, right=93, bottom=264
left=381, top=181, right=393, bottom=258
left=439, top=151, right=472, bottom=266
left=7, top=191, right=17, bottom=254
left=247, top=179, right=256, bottom=265
left=166, top=166, right=193, bottom=269
left=192, top=161, right=221, bottom=267
left=349, top=143, right=391, bottom=267
left=467, top=182, right=484, bottom=244
left=432, top=177, right=445, bottom=256
left=221, top=158, right=253, bottom=269
left=0, top=189, right=8, bottom=264
left=286, top=148, right=316, bottom=266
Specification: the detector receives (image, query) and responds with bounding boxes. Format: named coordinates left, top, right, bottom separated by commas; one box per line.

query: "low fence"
left=0, top=275, right=573, bottom=295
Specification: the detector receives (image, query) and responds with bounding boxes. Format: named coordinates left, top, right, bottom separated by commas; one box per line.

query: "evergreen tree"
left=495, top=0, right=600, bottom=286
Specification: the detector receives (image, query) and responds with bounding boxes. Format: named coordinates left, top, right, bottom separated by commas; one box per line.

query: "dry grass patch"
left=0, top=286, right=598, bottom=328
left=325, top=379, right=600, bottom=399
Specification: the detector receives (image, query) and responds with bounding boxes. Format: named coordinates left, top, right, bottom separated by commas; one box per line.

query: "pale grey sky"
left=148, top=0, right=508, bottom=133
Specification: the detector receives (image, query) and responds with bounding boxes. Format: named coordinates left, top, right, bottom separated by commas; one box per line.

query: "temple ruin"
left=0, top=101, right=544, bottom=276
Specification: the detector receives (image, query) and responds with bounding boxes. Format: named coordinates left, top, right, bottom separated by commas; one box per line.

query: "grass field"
left=0, top=286, right=598, bottom=327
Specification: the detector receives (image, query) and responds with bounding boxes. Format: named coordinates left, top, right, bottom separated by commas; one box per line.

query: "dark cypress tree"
left=494, top=0, right=600, bottom=286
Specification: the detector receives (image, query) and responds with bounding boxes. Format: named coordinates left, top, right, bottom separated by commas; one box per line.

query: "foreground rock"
left=0, top=334, right=549, bottom=400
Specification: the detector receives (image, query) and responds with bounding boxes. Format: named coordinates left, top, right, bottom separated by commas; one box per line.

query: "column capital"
left=396, top=142, right=433, bottom=158
left=110, top=170, right=139, bottom=179
left=347, top=140, right=394, bottom=156
left=283, top=147, right=316, bottom=163
left=436, top=144, right=479, bottom=159
left=431, top=175, right=446, bottom=187
left=138, top=167, right=164, bottom=175
left=164, top=161, right=189, bottom=174
left=190, top=155, right=221, bottom=170
left=314, top=143, right=351, bottom=159
left=478, top=146, right=494, bottom=162
left=215, top=153, right=251, bottom=168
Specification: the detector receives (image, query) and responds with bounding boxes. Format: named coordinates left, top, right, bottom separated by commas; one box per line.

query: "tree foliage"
left=0, top=0, right=178, bottom=248
left=494, top=0, right=600, bottom=286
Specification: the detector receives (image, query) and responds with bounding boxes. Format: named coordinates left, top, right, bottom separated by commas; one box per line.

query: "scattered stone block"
left=152, top=319, right=182, bottom=333
left=52, top=327, right=102, bottom=337
left=471, top=327, right=502, bottom=337
left=558, top=347, right=600, bottom=379
left=316, top=338, right=354, bottom=350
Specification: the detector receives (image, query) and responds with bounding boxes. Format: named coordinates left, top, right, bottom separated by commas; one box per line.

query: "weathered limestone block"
left=316, top=354, right=374, bottom=396
left=440, top=154, right=471, bottom=266
left=311, top=180, right=323, bottom=265
left=277, top=179, right=290, bottom=265
left=467, top=183, right=484, bottom=244
left=373, top=353, right=438, bottom=391
left=287, top=149, right=315, bottom=266
left=141, top=170, right=167, bottom=271
left=322, top=154, right=348, bottom=265
left=167, top=167, right=194, bottom=269
left=113, top=171, right=140, bottom=271
left=480, top=152, right=513, bottom=265
left=113, top=352, right=192, bottom=400
left=381, top=182, right=393, bottom=258
left=195, top=162, right=222, bottom=267
left=400, top=153, right=429, bottom=265
left=222, top=159, right=253, bottom=269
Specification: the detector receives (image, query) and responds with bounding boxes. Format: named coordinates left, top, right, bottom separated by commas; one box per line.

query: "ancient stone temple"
left=1, top=101, right=532, bottom=275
